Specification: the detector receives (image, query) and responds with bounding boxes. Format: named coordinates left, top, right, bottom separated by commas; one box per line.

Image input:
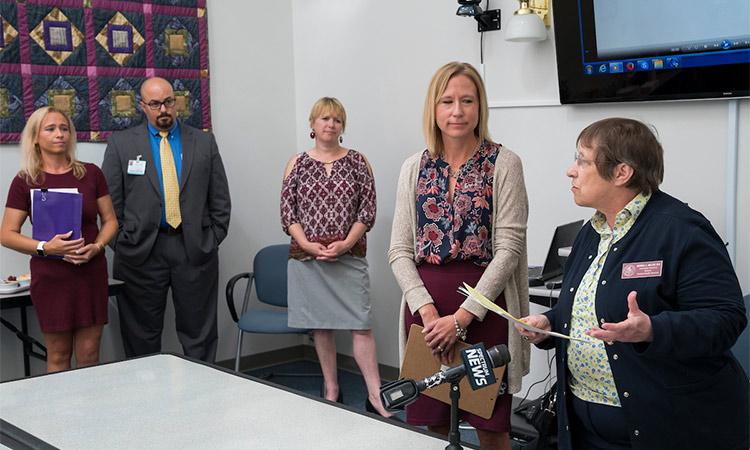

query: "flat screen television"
left=553, top=0, right=750, bottom=104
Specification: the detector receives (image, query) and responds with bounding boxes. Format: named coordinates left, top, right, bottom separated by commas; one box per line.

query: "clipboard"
left=399, top=324, right=506, bottom=419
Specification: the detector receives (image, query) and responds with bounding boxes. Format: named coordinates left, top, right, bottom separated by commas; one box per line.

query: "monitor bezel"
left=553, top=0, right=750, bottom=104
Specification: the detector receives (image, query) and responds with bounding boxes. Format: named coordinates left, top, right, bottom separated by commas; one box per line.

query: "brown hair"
left=19, top=106, right=85, bottom=185
left=577, top=117, right=663, bottom=195
left=423, top=62, right=491, bottom=158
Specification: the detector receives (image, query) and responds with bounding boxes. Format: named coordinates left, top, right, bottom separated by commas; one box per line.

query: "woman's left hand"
left=317, top=240, right=351, bottom=261
left=586, top=291, right=653, bottom=343
left=423, top=316, right=458, bottom=364
left=63, top=243, right=102, bottom=266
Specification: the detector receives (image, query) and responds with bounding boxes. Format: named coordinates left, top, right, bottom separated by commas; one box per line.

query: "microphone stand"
left=383, top=343, right=509, bottom=449
left=446, top=380, right=463, bottom=450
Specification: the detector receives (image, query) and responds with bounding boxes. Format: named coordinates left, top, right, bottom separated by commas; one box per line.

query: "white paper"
left=30, top=188, right=79, bottom=214
left=460, top=283, right=588, bottom=342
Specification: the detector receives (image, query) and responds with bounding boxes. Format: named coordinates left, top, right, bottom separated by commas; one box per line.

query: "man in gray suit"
left=102, top=77, right=231, bottom=362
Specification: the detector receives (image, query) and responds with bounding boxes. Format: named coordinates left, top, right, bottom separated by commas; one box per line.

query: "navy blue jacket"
left=542, top=191, right=748, bottom=450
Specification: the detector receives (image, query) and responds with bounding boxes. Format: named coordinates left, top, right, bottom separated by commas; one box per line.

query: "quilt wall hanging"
left=0, top=0, right=211, bottom=143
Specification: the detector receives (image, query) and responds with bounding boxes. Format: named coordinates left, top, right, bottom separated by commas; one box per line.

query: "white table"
left=528, top=286, right=559, bottom=307
left=0, top=354, right=463, bottom=449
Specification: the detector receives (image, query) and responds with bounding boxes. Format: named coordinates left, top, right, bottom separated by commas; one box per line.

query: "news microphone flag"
left=460, top=343, right=497, bottom=391
left=380, top=343, right=510, bottom=411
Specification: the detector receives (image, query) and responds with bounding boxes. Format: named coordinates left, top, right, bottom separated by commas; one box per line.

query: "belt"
left=158, top=225, right=182, bottom=235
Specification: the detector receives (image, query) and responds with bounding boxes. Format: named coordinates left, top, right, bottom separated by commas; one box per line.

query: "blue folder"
left=31, top=190, right=83, bottom=254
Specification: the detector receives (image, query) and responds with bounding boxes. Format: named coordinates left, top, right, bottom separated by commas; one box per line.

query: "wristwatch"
left=36, top=241, right=47, bottom=257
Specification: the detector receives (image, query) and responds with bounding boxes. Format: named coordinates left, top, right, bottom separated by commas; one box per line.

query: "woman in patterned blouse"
left=388, top=62, right=530, bottom=450
left=280, top=97, right=393, bottom=418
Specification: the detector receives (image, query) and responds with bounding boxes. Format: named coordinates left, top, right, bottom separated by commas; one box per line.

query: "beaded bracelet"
left=454, top=315, right=468, bottom=341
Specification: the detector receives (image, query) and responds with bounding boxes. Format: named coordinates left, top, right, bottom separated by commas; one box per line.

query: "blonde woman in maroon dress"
left=1, top=107, right=117, bottom=373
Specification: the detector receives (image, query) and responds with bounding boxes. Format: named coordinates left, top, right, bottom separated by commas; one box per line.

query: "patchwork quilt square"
left=0, top=0, right=210, bottom=143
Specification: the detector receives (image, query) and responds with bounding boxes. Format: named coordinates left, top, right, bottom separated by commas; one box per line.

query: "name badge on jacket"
left=127, top=156, right=146, bottom=175
left=622, top=260, right=663, bottom=279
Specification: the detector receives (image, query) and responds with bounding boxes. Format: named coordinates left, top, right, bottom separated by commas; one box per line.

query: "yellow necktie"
left=159, top=131, right=182, bottom=228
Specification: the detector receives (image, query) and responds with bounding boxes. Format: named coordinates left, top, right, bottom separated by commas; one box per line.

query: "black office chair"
left=225, top=244, right=313, bottom=373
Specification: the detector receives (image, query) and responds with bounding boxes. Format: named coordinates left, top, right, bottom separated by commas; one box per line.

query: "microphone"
left=380, top=344, right=511, bottom=411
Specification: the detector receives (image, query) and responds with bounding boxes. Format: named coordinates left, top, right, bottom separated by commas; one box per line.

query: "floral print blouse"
left=415, top=140, right=499, bottom=266
left=281, top=149, right=376, bottom=260
left=567, top=192, right=651, bottom=407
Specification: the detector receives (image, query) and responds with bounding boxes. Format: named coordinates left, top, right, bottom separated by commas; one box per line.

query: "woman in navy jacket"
left=518, top=118, right=747, bottom=450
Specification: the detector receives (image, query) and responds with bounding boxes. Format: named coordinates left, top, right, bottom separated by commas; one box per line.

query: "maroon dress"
left=5, top=164, right=109, bottom=333
left=404, top=262, right=511, bottom=432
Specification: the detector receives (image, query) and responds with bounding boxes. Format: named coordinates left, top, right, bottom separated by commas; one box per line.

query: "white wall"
left=2, top=1, right=748, bottom=398
left=290, top=0, right=750, bottom=398
left=291, top=0, right=485, bottom=375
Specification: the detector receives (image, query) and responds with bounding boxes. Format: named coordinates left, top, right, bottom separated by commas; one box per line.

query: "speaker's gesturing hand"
left=586, top=291, right=653, bottom=343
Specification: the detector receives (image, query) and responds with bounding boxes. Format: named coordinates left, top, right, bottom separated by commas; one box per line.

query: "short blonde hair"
left=423, top=62, right=491, bottom=158
left=308, top=97, right=347, bottom=132
left=19, top=106, right=85, bottom=185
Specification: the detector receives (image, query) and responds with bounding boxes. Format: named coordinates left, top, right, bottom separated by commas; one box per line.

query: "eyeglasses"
left=573, top=151, right=594, bottom=167
left=143, top=97, right=176, bottom=110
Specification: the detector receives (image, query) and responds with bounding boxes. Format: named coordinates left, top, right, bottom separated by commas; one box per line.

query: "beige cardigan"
left=387, top=145, right=530, bottom=395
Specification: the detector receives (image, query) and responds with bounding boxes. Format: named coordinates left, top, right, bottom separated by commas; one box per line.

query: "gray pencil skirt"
left=287, top=254, right=372, bottom=330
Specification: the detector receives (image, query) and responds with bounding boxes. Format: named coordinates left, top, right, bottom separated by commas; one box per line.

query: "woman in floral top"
left=281, top=97, right=392, bottom=418
left=389, top=62, right=530, bottom=450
